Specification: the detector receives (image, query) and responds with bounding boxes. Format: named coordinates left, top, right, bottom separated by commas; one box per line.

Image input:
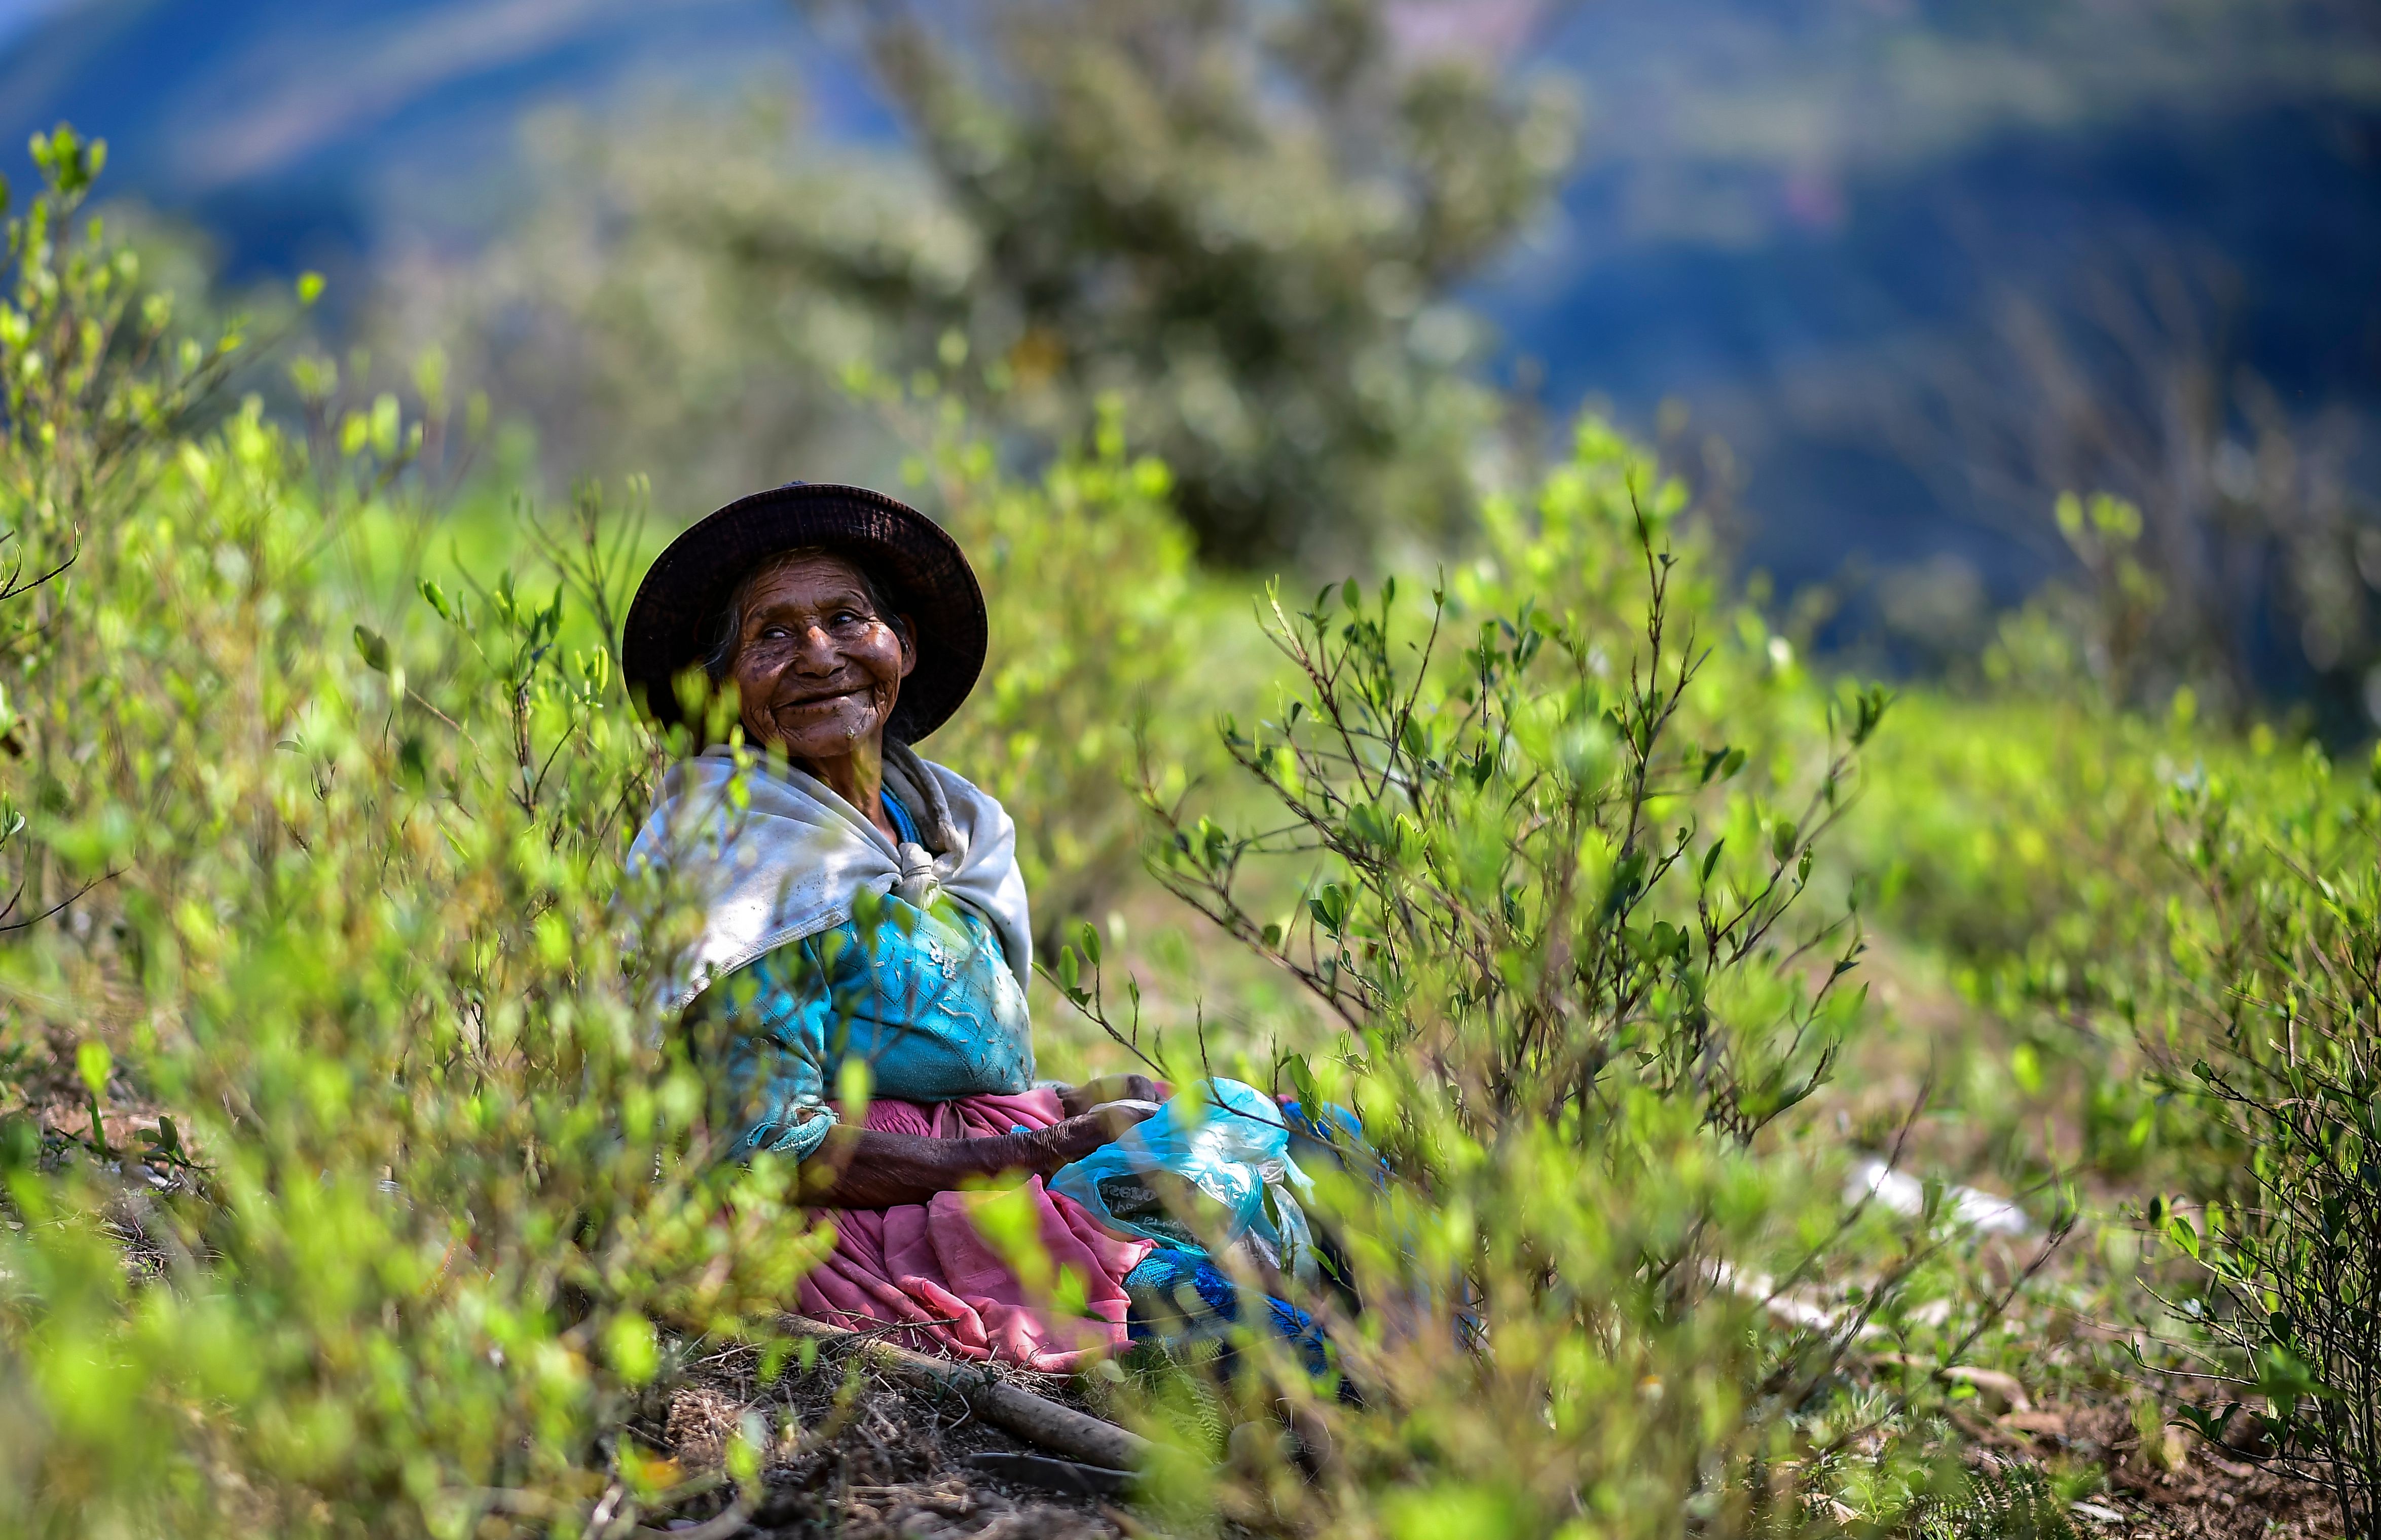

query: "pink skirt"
left=792, top=1089, right=1157, bottom=1371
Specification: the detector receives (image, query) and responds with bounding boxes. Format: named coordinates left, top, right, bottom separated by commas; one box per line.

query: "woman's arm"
left=796, top=1104, right=1155, bottom=1207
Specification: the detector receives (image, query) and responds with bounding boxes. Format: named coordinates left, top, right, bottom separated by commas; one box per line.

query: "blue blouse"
left=692, top=789, right=1035, bottom=1164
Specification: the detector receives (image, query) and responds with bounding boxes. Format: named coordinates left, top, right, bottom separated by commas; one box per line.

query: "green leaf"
left=352, top=625, right=391, bottom=674
left=1849, top=684, right=1890, bottom=746
left=2254, top=1344, right=2330, bottom=1401
left=604, top=1311, right=660, bottom=1387
left=76, top=1040, right=112, bottom=1101
left=0, top=1112, right=39, bottom=1172
left=2170, top=1402, right=2238, bottom=1445
left=1284, top=1055, right=1320, bottom=1113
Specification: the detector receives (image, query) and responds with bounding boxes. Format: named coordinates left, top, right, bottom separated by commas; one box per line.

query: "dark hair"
left=701, top=547, right=907, bottom=681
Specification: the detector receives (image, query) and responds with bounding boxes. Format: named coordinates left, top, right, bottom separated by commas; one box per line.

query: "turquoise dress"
left=691, top=789, right=1035, bottom=1163
left=687, top=788, right=1344, bottom=1373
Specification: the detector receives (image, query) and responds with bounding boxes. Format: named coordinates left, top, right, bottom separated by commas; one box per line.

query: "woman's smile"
left=726, top=551, right=918, bottom=802
left=776, top=685, right=867, bottom=712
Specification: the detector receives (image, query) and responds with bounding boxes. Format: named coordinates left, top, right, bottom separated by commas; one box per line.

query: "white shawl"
left=628, top=742, right=1033, bottom=1013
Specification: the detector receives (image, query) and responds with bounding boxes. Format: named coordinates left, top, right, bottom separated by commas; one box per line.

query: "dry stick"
left=629, top=1498, right=751, bottom=1540
left=784, top=1315, right=1151, bottom=1474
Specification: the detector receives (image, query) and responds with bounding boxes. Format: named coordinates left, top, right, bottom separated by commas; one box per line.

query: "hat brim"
left=621, top=483, right=987, bottom=743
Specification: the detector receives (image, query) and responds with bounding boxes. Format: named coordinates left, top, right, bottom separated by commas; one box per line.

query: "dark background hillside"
left=4, top=0, right=2377, bottom=667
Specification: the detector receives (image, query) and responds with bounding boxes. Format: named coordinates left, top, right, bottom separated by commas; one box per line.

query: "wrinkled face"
left=726, top=553, right=915, bottom=766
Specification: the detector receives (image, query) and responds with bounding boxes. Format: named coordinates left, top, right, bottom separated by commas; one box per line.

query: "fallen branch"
left=784, top=1314, right=1149, bottom=1474
left=631, top=1496, right=750, bottom=1540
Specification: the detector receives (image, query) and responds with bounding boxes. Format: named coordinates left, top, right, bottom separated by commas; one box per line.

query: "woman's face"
left=726, top=553, right=915, bottom=766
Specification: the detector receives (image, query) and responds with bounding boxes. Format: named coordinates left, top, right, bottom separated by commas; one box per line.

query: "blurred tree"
left=380, top=0, right=1576, bottom=567
left=1974, top=256, right=2379, bottom=735
left=1809, top=243, right=2381, bottom=734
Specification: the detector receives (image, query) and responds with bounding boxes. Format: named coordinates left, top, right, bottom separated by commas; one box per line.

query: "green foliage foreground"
left=4, top=136, right=2379, bottom=1540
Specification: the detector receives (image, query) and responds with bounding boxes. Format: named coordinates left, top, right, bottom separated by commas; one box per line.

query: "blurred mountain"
left=3, top=0, right=2377, bottom=615
left=0, top=0, right=845, bottom=278
left=1486, top=0, right=2381, bottom=613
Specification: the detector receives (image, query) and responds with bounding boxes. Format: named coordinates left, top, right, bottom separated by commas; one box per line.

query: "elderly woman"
left=621, top=482, right=1174, bottom=1370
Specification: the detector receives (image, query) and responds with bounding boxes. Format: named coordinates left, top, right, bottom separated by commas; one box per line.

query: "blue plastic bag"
left=1049, top=1078, right=1317, bottom=1284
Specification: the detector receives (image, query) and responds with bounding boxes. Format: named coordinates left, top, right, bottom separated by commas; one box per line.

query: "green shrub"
left=1054, top=423, right=2022, bottom=1535
left=0, top=140, right=831, bottom=1535
left=0, top=138, right=1245, bottom=1536
left=1835, top=607, right=2381, bottom=1531
left=1921, top=1462, right=2077, bottom=1540
left=2149, top=752, right=2381, bottom=1539
left=0, top=122, right=2236, bottom=1540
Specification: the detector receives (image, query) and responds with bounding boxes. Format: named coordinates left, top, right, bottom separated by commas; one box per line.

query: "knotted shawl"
left=629, top=742, right=1033, bottom=1014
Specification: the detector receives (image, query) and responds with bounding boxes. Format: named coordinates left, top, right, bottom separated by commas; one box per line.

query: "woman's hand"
left=1056, top=1073, right=1165, bottom=1118
left=1006, top=1102, right=1161, bottom=1174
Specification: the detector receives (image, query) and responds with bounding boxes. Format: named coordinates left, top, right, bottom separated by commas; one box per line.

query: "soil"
left=636, top=1338, right=1137, bottom=1539
left=1981, top=1400, right=2347, bottom=1540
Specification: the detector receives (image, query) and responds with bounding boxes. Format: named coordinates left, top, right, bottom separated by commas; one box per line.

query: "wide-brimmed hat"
left=621, top=482, right=987, bottom=743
